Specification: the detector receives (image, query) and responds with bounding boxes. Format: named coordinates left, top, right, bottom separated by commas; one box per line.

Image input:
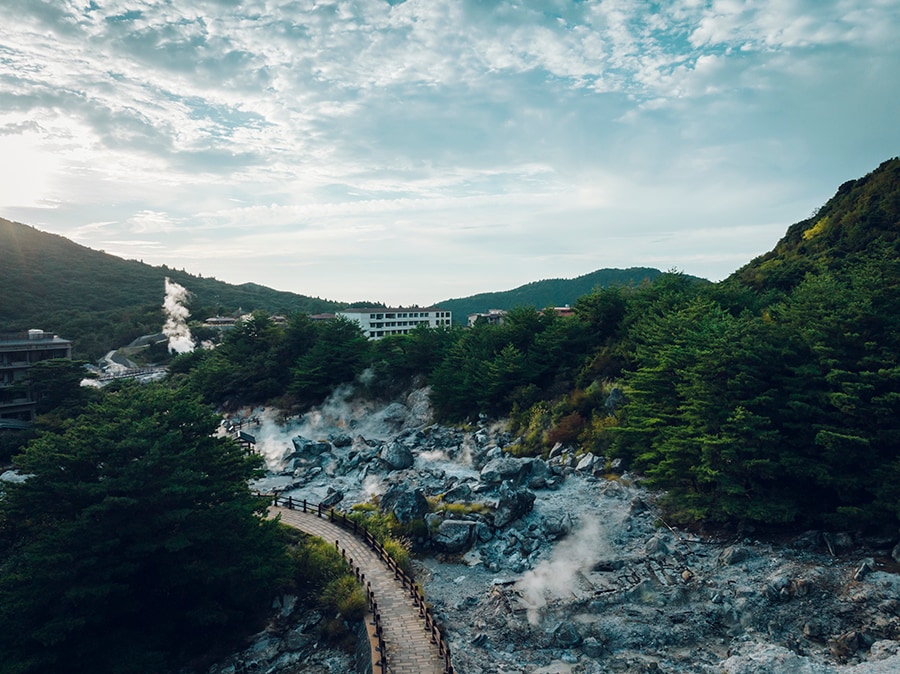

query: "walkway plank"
left=270, top=506, right=447, bottom=674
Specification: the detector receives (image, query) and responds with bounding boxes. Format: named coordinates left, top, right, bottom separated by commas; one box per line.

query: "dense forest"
left=163, top=158, right=900, bottom=531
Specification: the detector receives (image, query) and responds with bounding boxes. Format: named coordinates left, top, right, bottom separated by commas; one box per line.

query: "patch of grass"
left=438, top=501, right=490, bottom=517
left=344, top=504, right=414, bottom=572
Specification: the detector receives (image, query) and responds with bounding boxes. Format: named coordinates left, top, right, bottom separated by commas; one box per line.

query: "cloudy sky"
left=2, top=1, right=898, bottom=305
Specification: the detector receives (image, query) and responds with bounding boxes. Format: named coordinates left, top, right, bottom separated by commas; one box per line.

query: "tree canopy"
left=0, top=383, right=289, bottom=674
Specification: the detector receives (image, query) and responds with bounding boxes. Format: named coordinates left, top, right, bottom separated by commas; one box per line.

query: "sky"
left=1, top=1, right=898, bottom=306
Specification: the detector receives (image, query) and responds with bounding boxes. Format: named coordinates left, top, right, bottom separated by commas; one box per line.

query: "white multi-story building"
left=337, top=307, right=453, bottom=340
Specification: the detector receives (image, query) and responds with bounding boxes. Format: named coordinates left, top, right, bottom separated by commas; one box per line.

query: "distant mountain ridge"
left=0, top=217, right=344, bottom=358
left=436, top=267, right=700, bottom=322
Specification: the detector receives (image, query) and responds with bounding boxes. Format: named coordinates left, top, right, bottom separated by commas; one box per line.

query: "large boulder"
left=575, top=453, right=599, bottom=473
left=380, top=441, right=414, bottom=470
left=376, top=402, right=410, bottom=431
left=522, top=458, right=552, bottom=489
left=329, top=433, right=353, bottom=448
left=432, top=519, right=476, bottom=553
left=492, top=481, right=536, bottom=528
left=480, top=457, right=528, bottom=485
left=443, top=482, right=474, bottom=503
left=380, top=483, right=428, bottom=524
left=319, top=488, right=344, bottom=508
left=289, top=436, right=331, bottom=461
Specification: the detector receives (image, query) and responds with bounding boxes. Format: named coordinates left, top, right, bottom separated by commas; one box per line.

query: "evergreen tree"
left=0, top=384, right=288, bottom=674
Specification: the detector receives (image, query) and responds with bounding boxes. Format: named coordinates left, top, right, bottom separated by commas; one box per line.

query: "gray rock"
left=284, top=628, right=314, bottom=652
left=380, top=483, right=428, bottom=524
left=766, top=573, right=792, bottom=600
left=289, top=436, right=331, bottom=460
left=475, top=522, right=494, bottom=542
left=605, top=387, right=626, bottom=413
left=892, top=540, right=900, bottom=564
left=380, top=441, right=414, bottom=470
left=719, top=545, right=752, bottom=566
left=576, top=453, right=599, bottom=472
left=329, top=433, right=353, bottom=447
left=581, top=636, right=605, bottom=658
left=443, top=482, right=474, bottom=502
left=870, top=640, right=900, bottom=660
left=645, top=535, right=670, bottom=559
left=854, top=557, right=876, bottom=581
left=548, top=443, right=567, bottom=459
left=432, top=519, right=476, bottom=553
left=378, top=401, right=410, bottom=429
left=480, top=457, right=527, bottom=484
left=492, top=481, right=536, bottom=528
left=320, top=488, right=343, bottom=508
left=542, top=513, right=573, bottom=539
left=553, top=621, right=582, bottom=647
left=523, top=457, right=552, bottom=489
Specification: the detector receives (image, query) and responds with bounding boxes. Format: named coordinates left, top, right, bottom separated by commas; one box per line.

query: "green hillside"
left=0, top=217, right=344, bottom=359
left=732, top=157, right=900, bottom=292
left=437, top=267, right=688, bottom=322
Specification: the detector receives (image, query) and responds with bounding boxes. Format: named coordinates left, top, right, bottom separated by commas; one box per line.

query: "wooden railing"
left=267, top=494, right=454, bottom=674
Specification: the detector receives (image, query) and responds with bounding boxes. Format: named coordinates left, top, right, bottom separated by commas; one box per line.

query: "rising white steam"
left=162, top=277, right=195, bottom=354
left=516, top=513, right=614, bottom=625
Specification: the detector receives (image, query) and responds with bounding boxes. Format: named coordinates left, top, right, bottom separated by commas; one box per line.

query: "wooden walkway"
left=270, top=505, right=449, bottom=674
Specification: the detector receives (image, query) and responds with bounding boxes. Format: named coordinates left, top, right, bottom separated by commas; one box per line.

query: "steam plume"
left=163, top=277, right=195, bottom=354
left=516, top=513, right=613, bottom=625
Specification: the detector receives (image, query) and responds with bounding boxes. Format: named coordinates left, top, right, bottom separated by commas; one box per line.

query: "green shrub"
left=320, top=575, right=367, bottom=622
left=382, top=538, right=412, bottom=574
left=289, top=535, right=347, bottom=600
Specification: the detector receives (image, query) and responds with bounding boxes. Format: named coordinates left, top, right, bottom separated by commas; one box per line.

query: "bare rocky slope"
left=214, top=389, right=900, bottom=674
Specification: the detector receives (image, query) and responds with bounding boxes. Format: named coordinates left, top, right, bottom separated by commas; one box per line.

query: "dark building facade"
left=0, top=330, right=73, bottom=429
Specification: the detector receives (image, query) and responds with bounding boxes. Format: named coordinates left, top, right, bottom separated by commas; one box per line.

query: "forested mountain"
left=0, top=218, right=344, bottom=359
left=159, top=157, right=900, bottom=532
left=437, top=267, right=683, bottom=322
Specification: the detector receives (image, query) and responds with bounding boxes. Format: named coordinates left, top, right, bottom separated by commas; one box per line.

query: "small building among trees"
left=0, top=329, right=72, bottom=429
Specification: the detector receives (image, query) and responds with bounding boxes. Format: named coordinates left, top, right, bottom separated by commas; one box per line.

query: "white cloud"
left=0, top=0, right=897, bottom=304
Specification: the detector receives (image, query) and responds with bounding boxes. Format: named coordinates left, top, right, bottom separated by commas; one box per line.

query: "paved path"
left=270, top=506, right=446, bottom=674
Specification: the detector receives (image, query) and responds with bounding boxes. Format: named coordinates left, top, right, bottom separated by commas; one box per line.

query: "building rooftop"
left=339, top=307, right=449, bottom=313
left=0, top=330, right=72, bottom=347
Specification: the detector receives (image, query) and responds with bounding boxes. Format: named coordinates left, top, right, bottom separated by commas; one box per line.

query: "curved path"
left=270, top=506, right=447, bottom=674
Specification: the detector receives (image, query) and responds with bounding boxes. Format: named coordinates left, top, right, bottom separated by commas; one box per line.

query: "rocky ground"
left=216, top=388, right=900, bottom=674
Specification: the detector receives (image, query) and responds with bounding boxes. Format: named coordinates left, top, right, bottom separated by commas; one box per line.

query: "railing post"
left=302, top=499, right=307, bottom=513
left=287, top=495, right=293, bottom=510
